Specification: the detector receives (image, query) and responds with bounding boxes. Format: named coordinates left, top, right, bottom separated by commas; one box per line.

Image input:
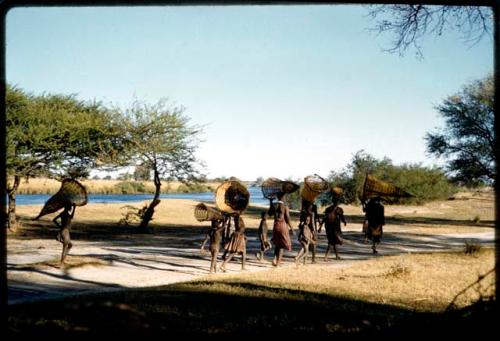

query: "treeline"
left=15, top=178, right=218, bottom=195
left=284, top=150, right=457, bottom=209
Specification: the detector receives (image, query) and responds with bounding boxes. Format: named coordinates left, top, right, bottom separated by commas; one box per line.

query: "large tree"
left=6, top=86, right=125, bottom=230
left=368, top=5, right=493, bottom=58
left=425, top=75, right=495, bottom=186
left=122, top=99, right=202, bottom=233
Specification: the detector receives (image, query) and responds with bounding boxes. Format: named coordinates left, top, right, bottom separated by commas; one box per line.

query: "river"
left=15, top=186, right=269, bottom=206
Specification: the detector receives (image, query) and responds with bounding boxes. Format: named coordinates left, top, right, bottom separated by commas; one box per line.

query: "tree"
left=6, top=85, right=125, bottom=230
left=324, top=150, right=455, bottom=205
left=368, top=5, right=493, bottom=58
left=133, top=163, right=151, bottom=181
left=122, top=99, right=202, bottom=233
left=425, top=75, right=494, bottom=186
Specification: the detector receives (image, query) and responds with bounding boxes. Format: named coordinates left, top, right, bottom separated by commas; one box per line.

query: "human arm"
left=284, top=206, right=294, bottom=235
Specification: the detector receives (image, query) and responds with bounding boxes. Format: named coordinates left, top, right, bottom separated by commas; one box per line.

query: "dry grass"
left=190, top=248, right=495, bottom=313
left=17, top=256, right=111, bottom=271
left=12, top=177, right=221, bottom=195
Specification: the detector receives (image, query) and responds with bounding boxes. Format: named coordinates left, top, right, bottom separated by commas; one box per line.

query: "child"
left=256, top=211, right=272, bottom=262
left=323, top=198, right=347, bottom=260
left=220, top=215, right=247, bottom=272
left=294, top=212, right=314, bottom=265
left=201, top=218, right=225, bottom=273
left=53, top=203, right=76, bottom=264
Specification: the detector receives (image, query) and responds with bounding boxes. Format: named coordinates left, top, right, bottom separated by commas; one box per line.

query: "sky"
left=6, top=5, right=494, bottom=181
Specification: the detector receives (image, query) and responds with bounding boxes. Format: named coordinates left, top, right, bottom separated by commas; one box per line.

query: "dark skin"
left=200, top=218, right=225, bottom=274
left=323, top=200, right=347, bottom=261
left=300, top=199, right=317, bottom=263
left=53, top=203, right=76, bottom=264
left=295, top=214, right=312, bottom=265
left=269, top=194, right=294, bottom=267
left=220, top=215, right=247, bottom=272
left=256, top=211, right=272, bottom=262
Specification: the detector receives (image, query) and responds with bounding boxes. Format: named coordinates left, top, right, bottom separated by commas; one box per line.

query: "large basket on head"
left=34, top=179, right=88, bottom=220
left=194, top=203, right=224, bottom=222
left=215, top=180, right=250, bottom=214
left=331, top=186, right=344, bottom=199
left=301, top=174, right=329, bottom=203
left=261, top=177, right=299, bottom=200
left=361, top=174, right=413, bottom=201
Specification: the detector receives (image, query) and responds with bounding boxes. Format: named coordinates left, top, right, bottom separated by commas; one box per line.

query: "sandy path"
left=7, top=224, right=494, bottom=305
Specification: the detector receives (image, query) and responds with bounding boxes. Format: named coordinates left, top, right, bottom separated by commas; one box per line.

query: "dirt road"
left=7, top=225, right=494, bottom=305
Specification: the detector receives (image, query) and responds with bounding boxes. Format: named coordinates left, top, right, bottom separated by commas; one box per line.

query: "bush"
left=323, top=150, right=457, bottom=205
left=114, top=181, right=149, bottom=194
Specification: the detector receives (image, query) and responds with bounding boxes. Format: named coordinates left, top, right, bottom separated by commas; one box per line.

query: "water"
left=14, top=186, right=269, bottom=206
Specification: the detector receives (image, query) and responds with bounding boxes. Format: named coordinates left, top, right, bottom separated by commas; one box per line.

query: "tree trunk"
left=7, top=175, right=21, bottom=232
left=137, top=169, right=161, bottom=233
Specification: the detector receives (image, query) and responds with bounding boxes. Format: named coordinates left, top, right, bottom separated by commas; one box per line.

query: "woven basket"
left=261, top=178, right=299, bottom=199
left=361, top=174, right=412, bottom=201
left=301, top=174, right=329, bottom=202
left=194, top=203, right=224, bottom=222
left=35, top=179, right=88, bottom=219
left=215, top=180, right=250, bottom=214
left=331, top=186, right=344, bottom=198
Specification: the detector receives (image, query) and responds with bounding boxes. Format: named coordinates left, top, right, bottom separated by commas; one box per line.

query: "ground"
left=6, top=189, right=497, bottom=334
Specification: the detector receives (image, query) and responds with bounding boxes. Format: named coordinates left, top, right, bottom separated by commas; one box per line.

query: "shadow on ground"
left=8, top=279, right=497, bottom=336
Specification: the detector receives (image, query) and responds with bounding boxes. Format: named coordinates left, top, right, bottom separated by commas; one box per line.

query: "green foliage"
left=425, top=75, right=494, bottom=186
left=6, top=85, right=126, bottom=179
left=324, top=150, right=456, bottom=205
left=114, top=181, right=149, bottom=194
left=176, top=182, right=212, bottom=193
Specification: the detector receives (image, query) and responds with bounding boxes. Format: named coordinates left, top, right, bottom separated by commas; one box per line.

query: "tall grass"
left=15, top=178, right=221, bottom=195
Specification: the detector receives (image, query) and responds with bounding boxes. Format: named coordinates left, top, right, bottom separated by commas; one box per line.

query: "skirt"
left=325, top=224, right=343, bottom=245
left=224, top=231, right=246, bottom=253
left=272, top=219, right=292, bottom=251
left=367, top=224, right=383, bottom=243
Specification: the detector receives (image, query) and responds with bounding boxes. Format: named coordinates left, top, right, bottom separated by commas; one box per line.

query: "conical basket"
left=261, top=177, right=299, bottom=199
left=194, top=203, right=224, bottom=222
left=331, top=186, right=344, bottom=199
left=215, top=180, right=250, bottom=214
left=34, top=179, right=88, bottom=220
left=361, top=174, right=413, bottom=201
left=301, top=174, right=329, bottom=203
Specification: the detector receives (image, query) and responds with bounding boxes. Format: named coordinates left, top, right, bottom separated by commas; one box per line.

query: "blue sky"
left=6, top=5, right=493, bottom=181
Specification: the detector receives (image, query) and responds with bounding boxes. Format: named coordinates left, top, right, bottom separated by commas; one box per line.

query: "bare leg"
left=60, top=229, right=72, bottom=264
left=333, top=244, right=341, bottom=259
left=200, top=234, right=209, bottom=253
left=210, top=248, right=219, bottom=273
left=241, top=249, right=246, bottom=270
left=310, top=243, right=316, bottom=263
left=372, top=242, right=378, bottom=254
left=220, top=252, right=235, bottom=272
left=324, top=244, right=331, bottom=261
left=272, top=247, right=280, bottom=266
left=276, top=248, right=284, bottom=267
left=295, top=244, right=306, bottom=265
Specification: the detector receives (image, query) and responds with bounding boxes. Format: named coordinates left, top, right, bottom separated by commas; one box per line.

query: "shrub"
left=114, top=181, right=149, bottom=194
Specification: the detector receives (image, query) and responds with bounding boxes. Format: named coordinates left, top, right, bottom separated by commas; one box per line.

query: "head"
left=64, top=202, right=73, bottom=211
left=277, top=192, right=285, bottom=201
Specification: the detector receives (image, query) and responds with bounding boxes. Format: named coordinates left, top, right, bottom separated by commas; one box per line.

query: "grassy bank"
left=13, top=178, right=221, bottom=195
left=8, top=249, right=495, bottom=335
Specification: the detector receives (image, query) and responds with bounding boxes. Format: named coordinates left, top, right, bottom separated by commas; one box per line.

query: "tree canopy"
left=425, top=75, right=495, bottom=186
left=368, top=5, right=493, bottom=58
left=121, top=99, right=203, bottom=232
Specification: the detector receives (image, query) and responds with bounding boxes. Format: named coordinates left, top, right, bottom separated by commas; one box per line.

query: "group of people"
left=200, top=192, right=386, bottom=273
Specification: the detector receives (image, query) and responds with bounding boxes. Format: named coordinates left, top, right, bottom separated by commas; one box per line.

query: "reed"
left=14, top=178, right=221, bottom=195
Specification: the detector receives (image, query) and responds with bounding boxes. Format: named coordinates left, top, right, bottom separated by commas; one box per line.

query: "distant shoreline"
left=11, top=177, right=229, bottom=195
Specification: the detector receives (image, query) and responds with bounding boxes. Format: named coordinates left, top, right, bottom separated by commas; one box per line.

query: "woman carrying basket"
left=268, top=193, right=294, bottom=267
